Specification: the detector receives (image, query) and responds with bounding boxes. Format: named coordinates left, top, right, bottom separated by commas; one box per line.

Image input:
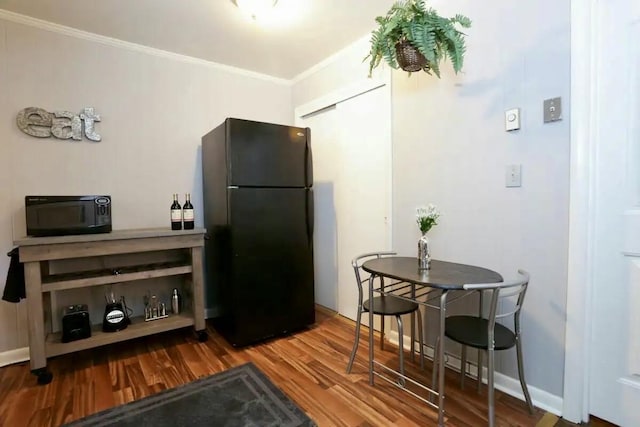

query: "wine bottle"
left=183, top=193, right=194, bottom=230
left=171, top=194, right=182, bottom=230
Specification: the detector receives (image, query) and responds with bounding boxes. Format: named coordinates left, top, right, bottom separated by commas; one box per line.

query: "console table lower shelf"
left=45, top=313, right=202, bottom=357
left=14, top=228, right=207, bottom=386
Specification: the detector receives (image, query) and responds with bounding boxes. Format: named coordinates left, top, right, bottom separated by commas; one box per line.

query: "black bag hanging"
left=2, top=248, right=25, bottom=303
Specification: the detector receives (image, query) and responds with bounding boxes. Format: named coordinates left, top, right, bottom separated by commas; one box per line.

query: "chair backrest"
left=351, top=251, right=397, bottom=306
left=462, top=269, right=530, bottom=338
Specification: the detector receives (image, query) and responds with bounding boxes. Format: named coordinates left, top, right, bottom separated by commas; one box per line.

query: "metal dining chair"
left=346, top=252, right=424, bottom=377
left=433, top=269, right=534, bottom=427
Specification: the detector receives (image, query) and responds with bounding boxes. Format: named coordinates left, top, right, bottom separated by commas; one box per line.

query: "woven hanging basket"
left=395, top=40, right=430, bottom=72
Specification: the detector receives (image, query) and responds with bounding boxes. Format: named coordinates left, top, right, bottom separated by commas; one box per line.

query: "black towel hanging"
left=2, top=248, right=25, bottom=303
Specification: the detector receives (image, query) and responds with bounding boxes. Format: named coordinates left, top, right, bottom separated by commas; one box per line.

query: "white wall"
left=393, top=0, right=570, bottom=399
left=0, top=19, right=23, bottom=354
left=293, top=0, right=570, bottom=402
left=0, top=17, right=293, bottom=354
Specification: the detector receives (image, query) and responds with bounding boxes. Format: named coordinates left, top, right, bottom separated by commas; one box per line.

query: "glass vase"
left=418, top=232, right=431, bottom=270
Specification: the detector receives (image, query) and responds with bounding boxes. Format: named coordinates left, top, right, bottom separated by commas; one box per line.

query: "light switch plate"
left=543, top=97, right=562, bottom=122
left=505, top=108, right=521, bottom=131
left=505, top=164, right=522, bottom=187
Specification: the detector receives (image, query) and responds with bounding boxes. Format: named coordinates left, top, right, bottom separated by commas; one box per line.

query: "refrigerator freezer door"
left=226, top=118, right=311, bottom=188
left=225, top=187, right=315, bottom=346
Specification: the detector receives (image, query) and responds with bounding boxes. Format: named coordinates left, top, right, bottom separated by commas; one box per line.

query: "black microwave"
left=25, top=195, right=112, bottom=237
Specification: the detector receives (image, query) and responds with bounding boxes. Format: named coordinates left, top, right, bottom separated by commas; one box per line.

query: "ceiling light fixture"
left=234, top=0, right=278, bottom=20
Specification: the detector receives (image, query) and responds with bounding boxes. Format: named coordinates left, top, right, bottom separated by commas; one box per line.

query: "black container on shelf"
left=102, top=291, right=128, bottom=332
left=61, top=304, right=91, bottom=343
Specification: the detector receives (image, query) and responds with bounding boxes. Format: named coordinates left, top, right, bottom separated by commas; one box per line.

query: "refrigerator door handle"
left=306, top=190, right=314, bottom=247
left=305, top=128, right=313, bottom=188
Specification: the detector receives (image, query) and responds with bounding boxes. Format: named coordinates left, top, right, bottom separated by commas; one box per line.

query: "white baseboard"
left=387, top=331, right=563, bottom=416
left=0, top=347, right=29, bottom=367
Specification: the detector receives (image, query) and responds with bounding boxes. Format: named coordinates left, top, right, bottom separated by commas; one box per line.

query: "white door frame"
left=294, top=73, right=390, bottom=119
left=563, top=0, right=598, bottom=422
left=294, top=70, right=393, bottom=315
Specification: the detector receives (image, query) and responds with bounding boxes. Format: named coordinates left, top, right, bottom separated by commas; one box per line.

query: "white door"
left=588, top=1, right=640, bottom=425
left=297, top=84, right=392, bottom=322
left=299, top=105, right=341, bottom=311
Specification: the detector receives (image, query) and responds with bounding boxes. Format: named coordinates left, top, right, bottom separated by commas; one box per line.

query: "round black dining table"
left=361, top=257, right=503, bottom=426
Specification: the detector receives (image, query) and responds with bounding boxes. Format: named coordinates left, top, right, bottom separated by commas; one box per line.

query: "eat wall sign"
left=16, top=107, right=102, bottom=142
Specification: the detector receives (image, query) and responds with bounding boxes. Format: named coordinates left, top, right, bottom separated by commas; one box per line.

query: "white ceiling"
left=0, top=0, right=395, bottom=80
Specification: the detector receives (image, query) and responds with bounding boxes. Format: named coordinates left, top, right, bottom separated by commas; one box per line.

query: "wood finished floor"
left=0, top=308, right=616, bottom=426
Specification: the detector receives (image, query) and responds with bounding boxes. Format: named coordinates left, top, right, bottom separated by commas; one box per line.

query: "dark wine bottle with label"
left=183, top=193, right=194, bottom=230
left=171, top=193, right=182, bottom=230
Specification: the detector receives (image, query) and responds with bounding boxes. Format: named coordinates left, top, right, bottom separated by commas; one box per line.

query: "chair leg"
left=396, top=315, right=405, bottom=386
left=346, top=309, right=363, bottom=374
left=477, top=348, right=483, bottom=393
left=416, top=309, right=425, bottom=370
left=380, top=316, right=385, bottom=350
left=488, top=349, right=495, bottom=427
left=432, top=336, right=440, bottom=392
left=460, top=345, right=467, bottom=389
left=410, top=312, right=416, bottom=363
left=516, top=336, right=535, bottom=414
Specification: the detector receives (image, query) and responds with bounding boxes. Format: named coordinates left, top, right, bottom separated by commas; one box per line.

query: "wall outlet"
left=543, top=97, right=562, bottom=122
left=505, top=164, right=522, bottom=187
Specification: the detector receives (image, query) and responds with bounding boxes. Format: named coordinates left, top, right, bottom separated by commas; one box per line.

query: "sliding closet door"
left=298, top=84, right=392, bottom=325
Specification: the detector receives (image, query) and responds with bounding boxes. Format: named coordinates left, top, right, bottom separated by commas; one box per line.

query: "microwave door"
left=37, top=205, right=89, bottom=228
left=25, top=197, right=112, bottom=237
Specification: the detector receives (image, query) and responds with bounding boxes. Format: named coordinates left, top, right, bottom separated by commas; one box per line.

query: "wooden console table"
left=14, top=228, right=207, bottom=385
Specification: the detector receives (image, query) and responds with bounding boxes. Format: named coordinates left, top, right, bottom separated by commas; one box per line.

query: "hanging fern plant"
left=365, top=0, right=471, bottom=78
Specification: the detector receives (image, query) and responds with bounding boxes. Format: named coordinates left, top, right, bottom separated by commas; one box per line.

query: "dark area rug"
left=63, top=362, right=316, bottom=427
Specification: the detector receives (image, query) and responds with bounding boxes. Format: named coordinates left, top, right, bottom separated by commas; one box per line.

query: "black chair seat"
left=364, top=296, right=419, bottom=316
left=435, top=270, right=533, bottom=427
left=445, top=316, right=516, bottom=350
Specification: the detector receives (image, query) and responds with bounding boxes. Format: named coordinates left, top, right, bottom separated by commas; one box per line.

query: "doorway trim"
left=563, top=0, right=598, bottom=422
left=295, top=72, right=390, bottom=119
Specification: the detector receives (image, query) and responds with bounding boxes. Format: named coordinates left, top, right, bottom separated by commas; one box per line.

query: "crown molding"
left=291, top=33, right=370, bottom=84
left=0, top=9, right=291, bottom=86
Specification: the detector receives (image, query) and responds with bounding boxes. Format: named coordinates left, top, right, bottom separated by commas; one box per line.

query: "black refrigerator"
left=201, top=118, right=315, bottom=347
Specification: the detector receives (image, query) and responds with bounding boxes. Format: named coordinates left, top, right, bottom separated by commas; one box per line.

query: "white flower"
left=416, top=203, right=440, bottom=234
